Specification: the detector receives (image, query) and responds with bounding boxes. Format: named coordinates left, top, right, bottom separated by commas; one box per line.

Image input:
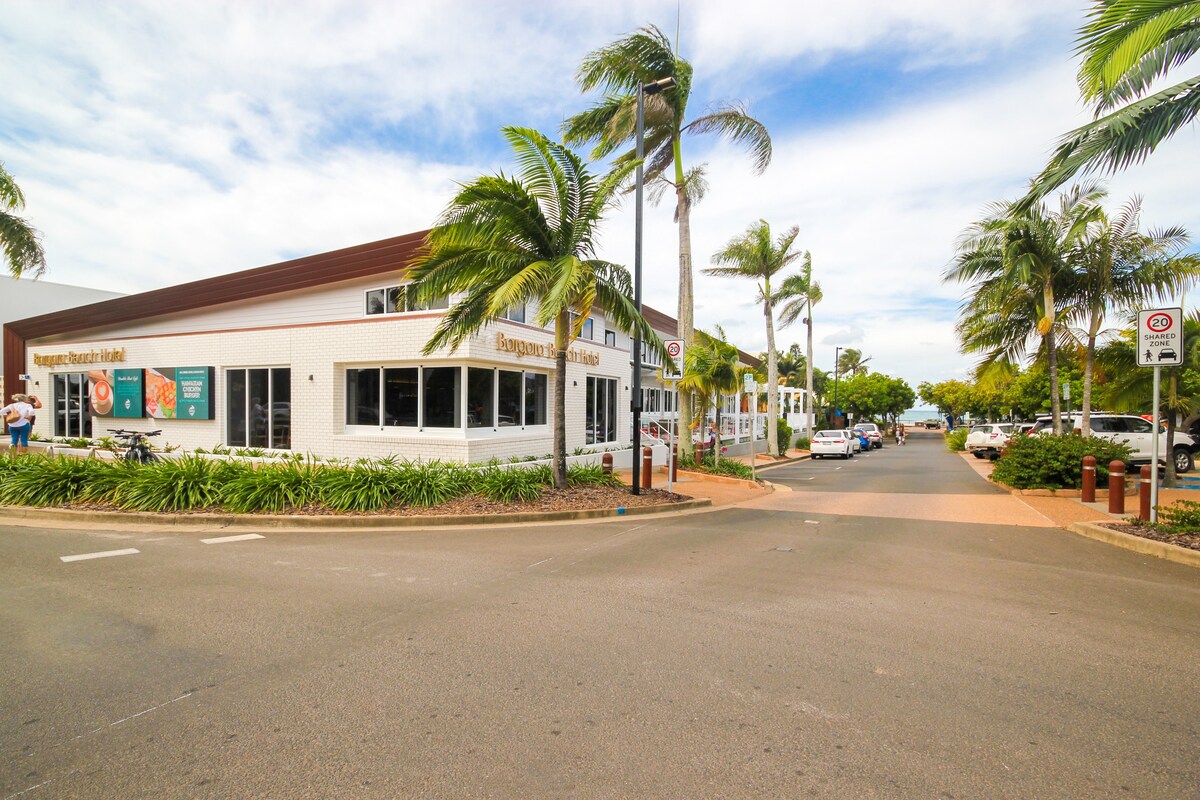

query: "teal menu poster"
left=112, top=369, right=144, bottom=418
left=175, top=367, right=213, bottom=420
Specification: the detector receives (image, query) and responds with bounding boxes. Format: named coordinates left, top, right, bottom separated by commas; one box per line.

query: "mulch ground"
left=1100, top=522, right=1200, bottom=551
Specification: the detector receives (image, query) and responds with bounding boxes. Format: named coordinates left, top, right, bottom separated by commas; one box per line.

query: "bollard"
left=641, top=446, right=653, bottom=490
left=671, top=444, right=678, bottom=482
left=1081, top=455, right=1097, bottom=503
left=601, top=452, right=613, bottom=475
left=1107, top=460, right=1126, bottom=514
left=1139, top=465, right=1153, bottom=521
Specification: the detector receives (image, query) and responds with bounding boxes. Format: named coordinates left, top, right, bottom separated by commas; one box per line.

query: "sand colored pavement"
left=739, top=486, right=1061, bottom=527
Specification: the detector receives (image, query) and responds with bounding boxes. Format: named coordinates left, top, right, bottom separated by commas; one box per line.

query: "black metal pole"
left=631, top=83, right=645, bottom=495
left=833, top=346, right=841, bottom=428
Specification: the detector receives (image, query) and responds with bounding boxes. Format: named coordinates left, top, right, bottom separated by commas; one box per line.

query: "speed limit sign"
left=662, top=339, right=684, bottom=381
left=1137, top=307, right=1183, bottom=366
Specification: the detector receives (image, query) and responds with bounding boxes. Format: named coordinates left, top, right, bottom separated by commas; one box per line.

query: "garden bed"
left=1100, top=522, right=1200, bottom=552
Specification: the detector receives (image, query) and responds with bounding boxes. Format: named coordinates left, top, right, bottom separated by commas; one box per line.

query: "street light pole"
left=833, top=345, right=841, bottom=428
left=631, top=75, right=675, bottom=496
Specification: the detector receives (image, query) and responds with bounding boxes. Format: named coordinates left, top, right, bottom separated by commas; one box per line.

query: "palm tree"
left=837, top=348, right=872, bottom=378
left=408, top=128, right=666, bottom=489
left=563, top=23, right=772, bottom=460
left=1028, top=1, right=1200, bottom=201
left=0, top=163, right=47, bottom=278
left=775, top=252, right=822, bottom=440
left=1066, top=193, right=1198, bottom=435
left=704, top=220, right=803, bottom=456
left=678, top=326, right=740, bottom=465
left=946, top=183, right=1105, bottom=434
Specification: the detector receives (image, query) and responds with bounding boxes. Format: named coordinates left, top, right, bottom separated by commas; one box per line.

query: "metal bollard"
left=601, top=452, right=613, bottom=475
left=1081, top=455, right=1097, bottom=503
left=641, top=446, right=653, bottom=490
left=1139, top=465, right=1153, bottom=521
left=1107, top=460, right=1125, bottom=514
left=671, top=444, right=678, bottom=482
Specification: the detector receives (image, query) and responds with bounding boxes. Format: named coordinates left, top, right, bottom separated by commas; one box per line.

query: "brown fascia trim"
left=2, top=228, right=758, bottom=392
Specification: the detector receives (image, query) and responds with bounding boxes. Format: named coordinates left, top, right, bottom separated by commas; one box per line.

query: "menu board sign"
left=112, top=369, right=144, bottom=418
left=147, top=367, right=213, bottom=420
left=88, top=368, right=145, bottom=418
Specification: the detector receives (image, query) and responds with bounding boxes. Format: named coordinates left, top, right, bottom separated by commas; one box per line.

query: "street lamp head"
left=642, top=76, right=676, bottom=95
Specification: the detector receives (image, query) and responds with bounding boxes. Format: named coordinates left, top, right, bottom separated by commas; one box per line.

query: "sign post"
left=661, top=340, right=685, bottom=494
left=744, top=373, right=758, bottom=481
left=1137, top=307, right=1184, bottom=523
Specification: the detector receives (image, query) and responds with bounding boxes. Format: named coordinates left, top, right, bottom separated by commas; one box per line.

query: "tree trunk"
left=1044, top=282, right=1062, bottom=435
left=552, top=310, right=569, bottom=489
left=805, top=309, right=815, bottom=441
left=674, top=144, right=695, bottom=462
left=764, top=286, right=779, bottom=457
left=1165, top=372, right=1179, bottom=488
left=1081, top=310, right=1100, bottom=437
left=714, top=394, right=722, bottom=466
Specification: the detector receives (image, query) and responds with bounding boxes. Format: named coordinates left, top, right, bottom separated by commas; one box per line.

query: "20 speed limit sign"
left=662, top=339, right=685, bottom=381
left=1137, top=307, right=1183, bottom=367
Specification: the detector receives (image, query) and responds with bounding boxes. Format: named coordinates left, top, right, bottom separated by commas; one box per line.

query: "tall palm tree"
left=0, top=163, right=47, bottom=278
left=1028, top=0, right=1200, bottom=201
left=837, top=348, right=872, bottom=377
left=704, top=220, right=803, bottom=456
left=1066, top=193, right=1198, bottom=435
left=408, top=127, right=666, bottom=489
left=775, top=252, right=822, bottom=440
left=678, top=326, right=740, bottom=465
left=563, top=23, right=772, bottom=460
left=946, top=183, right=1105, bottom=433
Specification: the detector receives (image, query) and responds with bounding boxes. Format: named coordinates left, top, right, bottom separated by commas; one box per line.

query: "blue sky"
left=2, top=1, right=1197, bottom=392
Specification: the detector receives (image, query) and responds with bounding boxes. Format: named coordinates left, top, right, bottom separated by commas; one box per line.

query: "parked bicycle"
left=108, top=428, right=162, bottom=463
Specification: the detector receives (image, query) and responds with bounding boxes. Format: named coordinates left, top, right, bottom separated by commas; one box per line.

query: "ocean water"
left=899, top=407, right=941, bottom=423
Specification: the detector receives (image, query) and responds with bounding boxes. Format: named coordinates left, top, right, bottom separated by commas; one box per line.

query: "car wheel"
left=841, top=452, right=848, bottom=460
left=988, top=451, right=1001, bottom=461
left=813, top=454, right=820, bottom=460
left=972, top=451, right=984, bottom=459
left=1175, top=447, right=1194, bottom=474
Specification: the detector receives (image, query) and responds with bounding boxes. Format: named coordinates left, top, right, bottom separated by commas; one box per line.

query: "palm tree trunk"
left=1165, top=372, right=1179, bottom=488
left=1081, top=310, right=1101, bottom=437
left=805, top=310, right=815, bottom=441
left=552, top=310, right=569, bottom=489
left=714, top=393, right=722, bottom=466
left=764, top=287, right=779, bottom=457
left=675, top=143, right=695, bottom=463
left=1044, top=283, right=1063, bottom=434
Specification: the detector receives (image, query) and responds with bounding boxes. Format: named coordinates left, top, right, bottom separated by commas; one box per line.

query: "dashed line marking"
left=528, top=557, right=553, bottom=568
left=200, top=533, right=265, bottom=545
left=804, top=520, right=821, bottom=525
left=60, top=548, right=140, bottom=563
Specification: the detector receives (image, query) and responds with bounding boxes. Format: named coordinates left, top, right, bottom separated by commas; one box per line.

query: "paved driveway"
left=1, top=431, right=1197, bottom=799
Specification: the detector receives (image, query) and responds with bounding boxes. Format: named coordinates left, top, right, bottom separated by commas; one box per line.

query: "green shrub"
left=567, top=463, right=622, bottom=488
left=945, top=428, right=968, bottom=451
left=476, top=466, right=546, bottom=502
left=222, top=460, right=320, bottom=513
left=794, top=435, right=811, bottom=451
left=990, top=434, right=1131, bottom=490
left=1156, top=500, right=1200, bottom=533
left=776, top=418, right=793, bottom=455
left=317, top=464, right=400, bottom=512
left=698, top=452, right=756, bottom=481
left=0, top=455, right=100, bottom=506
left=118, top=456, right=227, bottom=511
left=393, top=461, right=470, bottom=507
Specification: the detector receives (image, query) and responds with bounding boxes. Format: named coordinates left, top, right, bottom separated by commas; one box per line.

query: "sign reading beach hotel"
left=496, top=332, right=600, bottom=366
left=33, top=348, right=126, bottom=368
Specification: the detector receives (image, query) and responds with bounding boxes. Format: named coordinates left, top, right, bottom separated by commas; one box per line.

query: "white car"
left=810, top=429, right=853, bottom=459
left=856, top=422, right=883, bottom=449
left=1031, top=413, right=1200, bottom=473
left=842, top=429, right=863, bottom=453
left=966, top=423, right=1014, bottom=460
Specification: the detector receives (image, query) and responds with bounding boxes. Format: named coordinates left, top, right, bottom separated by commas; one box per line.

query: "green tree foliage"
left=408, top=128, right=665, bottom=488
left=842, top=372, right=915, bottom=423
left=0, top=162, right=47, bottom=278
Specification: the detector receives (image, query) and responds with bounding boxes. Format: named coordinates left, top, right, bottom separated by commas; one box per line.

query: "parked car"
left=810, top=429, right=853, bottom=459
left=965, top=423, right=1015, bottom=460
left=843, top=428, right=865, bottom=452
left=856, top=422, right=883, bottom=449
left=1031, top=413, right=1200, bottom=473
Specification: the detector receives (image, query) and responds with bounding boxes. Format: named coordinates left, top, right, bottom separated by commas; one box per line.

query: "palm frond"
left=683, top=105, right=773, bottom=173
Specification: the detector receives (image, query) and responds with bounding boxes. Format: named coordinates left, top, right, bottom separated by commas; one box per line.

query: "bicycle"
left=108, top=428, right=162, bottom=464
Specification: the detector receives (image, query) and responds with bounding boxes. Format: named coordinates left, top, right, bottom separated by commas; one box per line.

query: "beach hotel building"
left=3, top=231, right=774, bottom=463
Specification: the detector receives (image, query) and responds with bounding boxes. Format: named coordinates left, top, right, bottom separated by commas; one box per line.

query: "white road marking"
left=804, top=520, right=821, bottom=525
left=527, top=557, right=554, bottom=568
left=200, top=533, right=265, bottom=544
left=60, top=548, right=140, bottom=563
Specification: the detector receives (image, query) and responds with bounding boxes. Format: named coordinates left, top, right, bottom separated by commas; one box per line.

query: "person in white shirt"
left=2, top=393, right=36, bottom=454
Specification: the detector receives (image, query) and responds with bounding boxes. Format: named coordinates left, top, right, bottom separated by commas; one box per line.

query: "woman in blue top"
left=2, top=393, right=36, bottom=454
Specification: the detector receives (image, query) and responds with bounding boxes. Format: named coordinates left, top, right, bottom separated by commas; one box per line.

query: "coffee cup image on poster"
left=88, top=369, right=144, bottom=418
left=147, top=367, right=213, bottom=420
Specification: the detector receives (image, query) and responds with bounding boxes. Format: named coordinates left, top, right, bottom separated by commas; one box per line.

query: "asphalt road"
left=2, top=431, right=1198, bottom=799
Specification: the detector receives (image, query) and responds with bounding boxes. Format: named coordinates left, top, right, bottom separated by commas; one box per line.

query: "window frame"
left=226, top=367, right=291, bottom=449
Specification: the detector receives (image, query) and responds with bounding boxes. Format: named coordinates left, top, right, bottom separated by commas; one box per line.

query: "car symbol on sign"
left=1159, top=348, right=1177, bottom=361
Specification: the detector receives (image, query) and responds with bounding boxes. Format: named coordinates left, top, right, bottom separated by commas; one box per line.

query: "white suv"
left=1031, top=413, right=1199, bottom=473
left=966, top=423, right=1014, bottom=460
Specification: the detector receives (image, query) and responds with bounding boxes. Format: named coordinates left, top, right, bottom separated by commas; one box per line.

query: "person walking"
left=896, top=422, right=906, bottom=446
left=2, top=393, right=37, bottom=454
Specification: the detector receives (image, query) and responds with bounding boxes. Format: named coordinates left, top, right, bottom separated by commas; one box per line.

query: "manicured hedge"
left=990, top=434, right=1131, bottom=490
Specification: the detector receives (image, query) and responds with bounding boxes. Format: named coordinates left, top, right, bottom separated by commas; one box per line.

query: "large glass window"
left=384, top=368, right=419, bottom=426
left=525, top=372, right=547, bottom=425
left=498, top=370, right=522, bottom=427
left=468, top=368, right=494, bottom=428
left=502, top=305, right=526, bottom=323
left=227, top=368, right=290, bottom=449
left=346, top=368, right=380, bottom=425
left=365, top=284, right=449, bottom=315
left=586, top=377, right=618, bottom=444
left=423, top=367, right=460, bottom=428
left=53, top=373, right=91, bottom=438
